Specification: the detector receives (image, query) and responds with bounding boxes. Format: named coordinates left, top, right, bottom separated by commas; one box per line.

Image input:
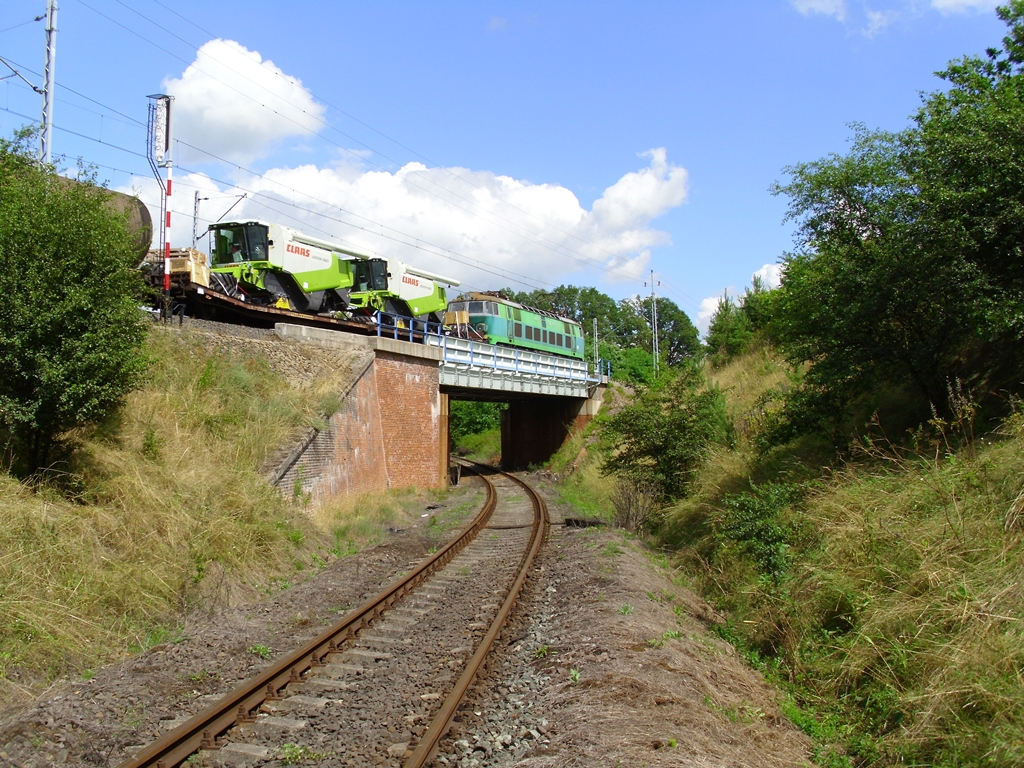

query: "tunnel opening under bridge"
left=443, top=388, right=605, bottom=474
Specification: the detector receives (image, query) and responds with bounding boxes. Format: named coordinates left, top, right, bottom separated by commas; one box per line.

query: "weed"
left=602, top=541, right=623, bottom=557
left=141, top=426, right=162, bottom=460
left=81, top=669, right=95, bottom=680
left=618, top=603, right=633, bottom=615
left=247, top=644, right=271, bottom=660
left=569, top=668, right=581, bottom=683
left=533, top=645, right=550, bottom=659
left=280, top=743, right=327, bottom=764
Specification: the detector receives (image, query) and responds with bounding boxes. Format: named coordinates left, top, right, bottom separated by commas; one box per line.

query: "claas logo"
left=286, top=243, right=311, bottom=257
left=402, top=275, right=421, bottom=287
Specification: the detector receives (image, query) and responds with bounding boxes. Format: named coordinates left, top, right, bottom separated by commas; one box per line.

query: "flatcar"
left=446, top=293, right=585, bottom=360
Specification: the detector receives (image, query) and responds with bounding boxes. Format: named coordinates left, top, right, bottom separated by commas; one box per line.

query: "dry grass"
left=0, top=326, right=344, bottom=698
left=657, top=347, right=1024, bottom=765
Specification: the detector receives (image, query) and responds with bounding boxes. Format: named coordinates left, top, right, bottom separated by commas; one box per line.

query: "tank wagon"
left=207, top=220, right=459, bottom=320
left=446, top=292, right=586, bottom=361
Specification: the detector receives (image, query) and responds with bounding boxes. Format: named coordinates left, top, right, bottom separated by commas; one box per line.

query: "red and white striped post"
left=163, top=165, right=172, bottom=302
left=148, top=94, right=173, bottom=319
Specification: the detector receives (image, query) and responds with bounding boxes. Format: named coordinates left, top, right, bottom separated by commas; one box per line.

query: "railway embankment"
left=0, top=320, right=406, bottom=708
left=554, top=345, right=1024, bottom=766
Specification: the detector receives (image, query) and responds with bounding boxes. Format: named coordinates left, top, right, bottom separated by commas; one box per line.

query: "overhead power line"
left=77, top=0, right=685, bottom=291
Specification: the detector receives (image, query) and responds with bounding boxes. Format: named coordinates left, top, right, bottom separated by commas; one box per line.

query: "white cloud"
left=791, top=0, right=847, bottom=21
left=930, top=0, right=999, bottom=12
left=488, top=16, right=507, bottom=30
left=754, top=262, right=783, bottom=289
left=864, top=9, right=901, bottom=37
left=132, top=149, right=689, bottom=294
left=696, top=289, right=744, bottom=338
left=162, top=39, right=326, bottom=165
left=696, top=294, right=724, bottom=337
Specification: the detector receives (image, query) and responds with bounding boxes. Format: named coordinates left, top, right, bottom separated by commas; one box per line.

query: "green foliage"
left=448, top=400, right=504, bottom=442
left=0, top=131, right=147, bottom=474
left=664, top=341, right=1024, bottom=766
left=718, top=482, right=798, bottom=579
left=765, top=5, right=1024, bottom=448
left=705, top=294, right=752, bottom=365
left=601, top=343, right=655, bottom=385
left=602, top=366, right=729, bottom=499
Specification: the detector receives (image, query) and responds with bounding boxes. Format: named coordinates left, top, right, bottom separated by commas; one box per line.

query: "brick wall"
left=272, top=328, right=446, bottom=503
left=374, top=351, right=443, bottom=489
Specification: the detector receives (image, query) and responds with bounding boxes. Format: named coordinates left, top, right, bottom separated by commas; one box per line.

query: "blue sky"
left=0, top=0, right=1007, bottom=331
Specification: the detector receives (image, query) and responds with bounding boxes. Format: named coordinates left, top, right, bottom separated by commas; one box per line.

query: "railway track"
left=118, top=462, right=548, bottom=768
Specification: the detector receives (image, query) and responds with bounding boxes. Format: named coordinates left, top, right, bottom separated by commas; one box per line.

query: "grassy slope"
left=1, top=326, right=364, bottom=697
left=550, top=349, right=1024, bottom=766
left=667, top=349, right=1024, bottom=767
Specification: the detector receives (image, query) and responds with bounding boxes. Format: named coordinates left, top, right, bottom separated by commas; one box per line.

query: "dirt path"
left=0, top=473, right=811, bottom=767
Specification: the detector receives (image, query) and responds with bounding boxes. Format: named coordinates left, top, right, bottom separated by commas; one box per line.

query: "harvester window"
left=246, top=224, right=268, bottom=260
left=353, top=259, right=388, bottom=292
left=210, top=223, right=268, bottom=265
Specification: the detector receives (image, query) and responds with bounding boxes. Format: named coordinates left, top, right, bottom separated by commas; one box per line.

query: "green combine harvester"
left=206, top=220, right=460, bottom=321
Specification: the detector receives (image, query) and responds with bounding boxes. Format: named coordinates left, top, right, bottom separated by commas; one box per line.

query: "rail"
left=117, top=466, right=498, bottom=768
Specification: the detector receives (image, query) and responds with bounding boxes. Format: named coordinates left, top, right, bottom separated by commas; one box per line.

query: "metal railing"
left=372, top=312, right=610, bottom=383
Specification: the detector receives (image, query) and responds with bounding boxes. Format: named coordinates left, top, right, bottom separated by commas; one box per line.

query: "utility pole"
left=192, top=191, right=208, bottom=249
left=40, top=0, right=57, bottom=164
left=646, top=270, right=660, bottom=379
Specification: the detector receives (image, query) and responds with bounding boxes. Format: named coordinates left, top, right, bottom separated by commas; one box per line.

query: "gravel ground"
left=0, top=470, right=813, bottom=768
left=432, top=471, right=813, bottom=768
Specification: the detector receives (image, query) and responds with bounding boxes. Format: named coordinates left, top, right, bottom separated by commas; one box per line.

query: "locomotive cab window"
left=464, top=301, right=500, bottom=316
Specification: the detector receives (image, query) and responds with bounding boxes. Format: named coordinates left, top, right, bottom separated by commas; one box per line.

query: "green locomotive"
left=446, top=293, right=585, bottom=360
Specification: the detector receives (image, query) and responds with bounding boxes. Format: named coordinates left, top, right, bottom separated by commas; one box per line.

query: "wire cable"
left=82, top=0, right=679, bottom=288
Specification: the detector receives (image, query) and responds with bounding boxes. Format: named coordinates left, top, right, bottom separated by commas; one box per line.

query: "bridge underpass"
left=430, top=332, right=606, bottom=471
left=272, top=323, right=606, bottom=501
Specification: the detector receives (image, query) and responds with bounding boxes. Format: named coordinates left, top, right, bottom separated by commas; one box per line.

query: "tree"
left=761, top=4, right=1024, bottom=451
left=602, top=365, right=726, bottom=500
left=632, top=295, right=701, bottom=366
left=449, top=400, right=503, bottom=442
left=705, top=292, right=753, bottom=364
left=914, top=1, right=1024, bottom=340
left=0, top=131, right=148, bottom=474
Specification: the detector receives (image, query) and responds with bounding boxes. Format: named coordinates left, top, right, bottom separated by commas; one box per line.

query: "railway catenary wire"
left=117, top=460, right=549, bottom=768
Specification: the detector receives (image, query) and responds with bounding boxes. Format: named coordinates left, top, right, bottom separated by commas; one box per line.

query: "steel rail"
left=117, top=466, right=496, bottom=768
left=404, top=464, right=549, bottom=767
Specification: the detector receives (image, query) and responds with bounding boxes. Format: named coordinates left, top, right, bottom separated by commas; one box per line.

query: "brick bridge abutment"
left=271, top=323, right=603, bottom=503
